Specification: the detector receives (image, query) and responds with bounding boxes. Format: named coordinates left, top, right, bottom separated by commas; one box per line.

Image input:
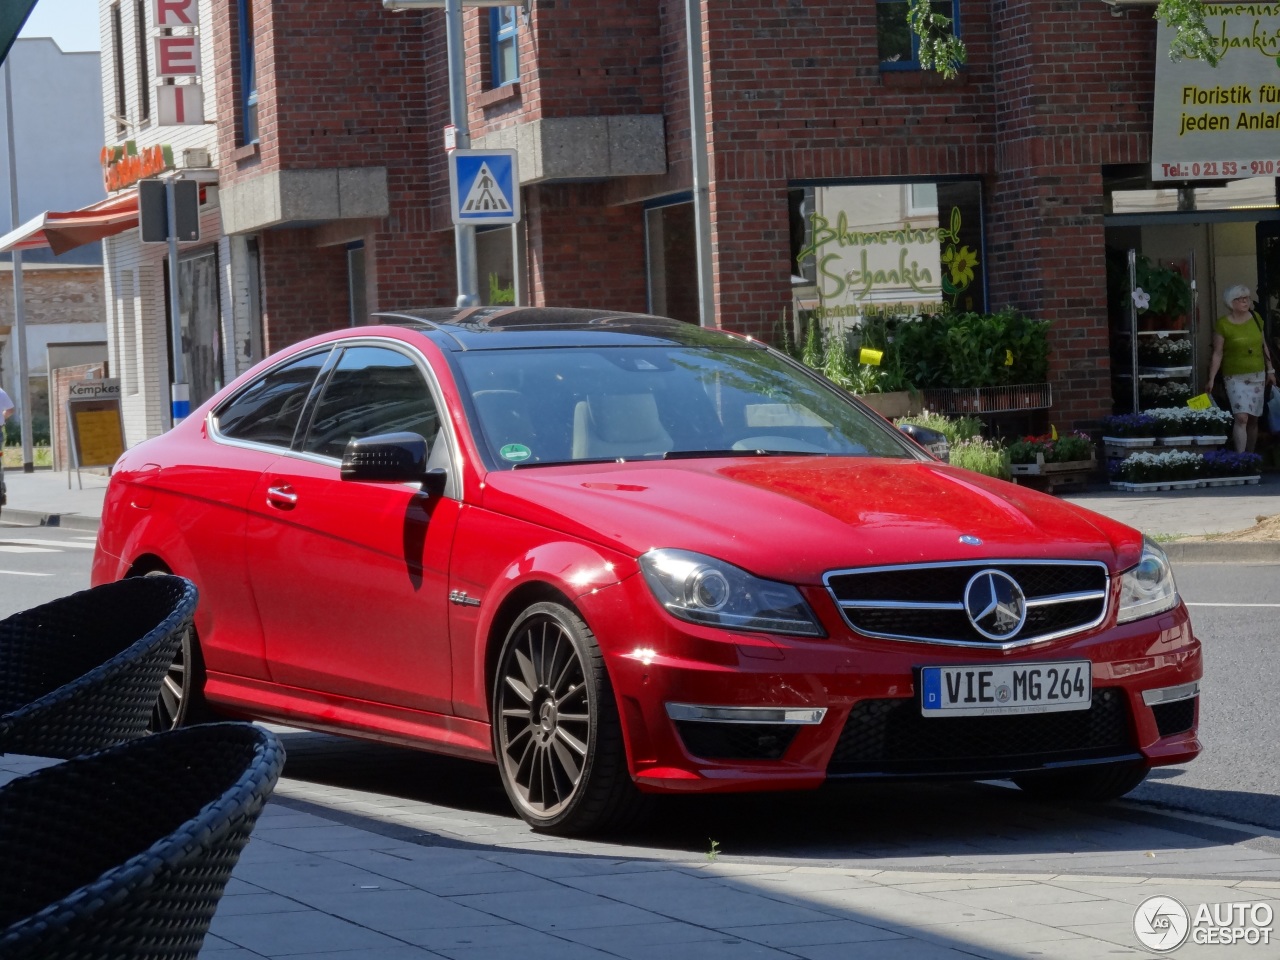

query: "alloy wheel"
left=495, top=611, right=592, bottom=820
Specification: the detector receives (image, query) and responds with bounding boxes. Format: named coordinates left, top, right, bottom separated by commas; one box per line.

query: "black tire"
left=141, top=569, right=215, bottom=732
left=492, top=601, right=650, bottom=834
left=1013, top=761, right=1150, bottom=803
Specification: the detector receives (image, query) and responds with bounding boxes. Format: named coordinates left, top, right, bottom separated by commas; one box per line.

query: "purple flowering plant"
left=1101, top=413, right=1158, bottom=438
left=1201, top=449, right=1262, bottom=477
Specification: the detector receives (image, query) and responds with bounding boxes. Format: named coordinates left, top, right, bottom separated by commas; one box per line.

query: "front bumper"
left=583, top=577, right=1201, bottom=795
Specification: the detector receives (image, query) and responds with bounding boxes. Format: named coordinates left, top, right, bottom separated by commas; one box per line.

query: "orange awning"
left=0, top=191, right=139, bottom=256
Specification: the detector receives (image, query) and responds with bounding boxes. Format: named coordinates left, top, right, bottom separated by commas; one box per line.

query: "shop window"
left=645, top=199, right=699, bottom=324
left=134, top=0, right=150, bottom=123
left=238, top=0, right=258, bottom=144
left=110, top=4, right=127, bottom=137
left=790, top=180, right=986, bottom=323
left=477, top=227, right=517, bottom=305
left=877, top=0, right=957, bottom=71
left=347, top=241, right=367, bottom=325
left=177, top=248, right=225, bottom=410
left=490, top=7, right=519, bottom=87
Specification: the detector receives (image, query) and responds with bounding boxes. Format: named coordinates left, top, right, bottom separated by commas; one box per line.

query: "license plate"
left=920, top=661, right=1091, bottom=717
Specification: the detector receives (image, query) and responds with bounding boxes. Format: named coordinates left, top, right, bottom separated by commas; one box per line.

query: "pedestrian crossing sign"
left=448, top=149, right=520, bottom=225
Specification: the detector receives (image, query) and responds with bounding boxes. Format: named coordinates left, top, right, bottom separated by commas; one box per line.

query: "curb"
left=0, top=508, right=101, bottom=533
left=1163, top=539, right=1280, bottom=563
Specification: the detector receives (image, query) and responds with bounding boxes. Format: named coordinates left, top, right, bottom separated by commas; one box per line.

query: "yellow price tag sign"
left=859, top=348, right=883, bottom=366
left=1050, top=424, right=1058, bottom=440
left=1186, top=393, right=1211, bottom=410
left=1005, top=350, right=1014, bottom=366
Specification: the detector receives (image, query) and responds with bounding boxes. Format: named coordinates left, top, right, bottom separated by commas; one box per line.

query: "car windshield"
left=453, top=343, right=919, bottom=468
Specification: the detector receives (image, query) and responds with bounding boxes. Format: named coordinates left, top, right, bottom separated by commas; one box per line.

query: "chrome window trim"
left=823, top=558, right=1111, bottom=650
left=208, top=336, right=465, bottom=500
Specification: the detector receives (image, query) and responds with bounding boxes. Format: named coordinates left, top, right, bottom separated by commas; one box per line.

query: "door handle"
left=265, top=484, right=298, bottom=509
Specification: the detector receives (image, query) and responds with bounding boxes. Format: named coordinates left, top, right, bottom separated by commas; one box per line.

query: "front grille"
left=675, top=721, right=799, bottom=761
left=827, top=688, right=1134, bottom=777
left=825, top=560, right=1109, bottom=648
left=1151, top=697, right=1196, bottom=737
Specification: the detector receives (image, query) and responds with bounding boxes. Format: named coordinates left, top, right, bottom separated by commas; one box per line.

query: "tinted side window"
left=215, top=350, right=330, bottom=448
left=302, top=346, right=440, bottom=460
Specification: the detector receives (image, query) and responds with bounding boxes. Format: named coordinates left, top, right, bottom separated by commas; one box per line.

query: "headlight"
left=639, top=548, right=825, bottom=637
left=1116, top=539, right=1180, bottom=624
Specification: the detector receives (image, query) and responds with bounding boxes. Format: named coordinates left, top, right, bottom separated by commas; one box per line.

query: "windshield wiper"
left=661, top=449, right=828, bottom=460
left=511, top=457, right=635, bottom=469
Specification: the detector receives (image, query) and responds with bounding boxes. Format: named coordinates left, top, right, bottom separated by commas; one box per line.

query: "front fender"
left=449, top=510, right=635, bottom=721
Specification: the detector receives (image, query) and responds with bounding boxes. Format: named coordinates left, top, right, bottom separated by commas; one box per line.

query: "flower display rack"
left=921, top=383, right=1051, bottom=415
left=1109, top=476, right=1261, bottom=492
left=1010, top=455, right=1098, bottom=492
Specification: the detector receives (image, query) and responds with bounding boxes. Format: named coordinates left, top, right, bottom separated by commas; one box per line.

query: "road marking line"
left=0, top=569, right=52, bottom=577
left=0, top=539, right=95, bottom=550
left=0, top=546, right=59, bottom=554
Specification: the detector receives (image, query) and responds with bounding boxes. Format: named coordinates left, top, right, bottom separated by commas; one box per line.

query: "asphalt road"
left=3, top=525, right=1276, bottom=859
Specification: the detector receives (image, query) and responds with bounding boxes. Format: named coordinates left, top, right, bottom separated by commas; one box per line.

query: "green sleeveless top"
left=1215, top=314, right=1266, bottom=376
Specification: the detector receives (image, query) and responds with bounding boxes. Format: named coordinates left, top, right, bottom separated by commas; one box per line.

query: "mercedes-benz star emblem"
left=963, top=569, right=1028, bottom=640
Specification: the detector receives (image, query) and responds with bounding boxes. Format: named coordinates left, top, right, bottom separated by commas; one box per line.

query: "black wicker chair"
left=0, top=722, right=285, bottom=959
left=0, top=575, right=197, bottom=758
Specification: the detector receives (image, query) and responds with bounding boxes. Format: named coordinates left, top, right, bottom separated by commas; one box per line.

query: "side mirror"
left=897, top=423, right=950, bottom=461
left=341, top=432, right=447, bottom=495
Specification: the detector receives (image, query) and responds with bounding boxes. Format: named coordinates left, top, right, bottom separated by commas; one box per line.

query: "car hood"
left=480, top=457, right=1145, bottom=582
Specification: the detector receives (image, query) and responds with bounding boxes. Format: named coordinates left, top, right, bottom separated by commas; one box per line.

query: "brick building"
left=75, top=1, right=1280, bottom=441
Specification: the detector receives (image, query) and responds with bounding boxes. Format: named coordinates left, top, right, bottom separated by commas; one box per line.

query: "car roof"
left=370, top=306, right=761, bottom=351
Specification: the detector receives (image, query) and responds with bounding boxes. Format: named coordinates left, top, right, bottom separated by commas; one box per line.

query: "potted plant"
left=1201, top=449, right=1263, bottom=481
left=1184, top=407, right=1232, bottom=444
left=1101, top=413, right=1158, bottom=447
left=1137, top=336, right=1192, bottom=368
left=1113, top=450, right=1202, bottom=487
left=1132, top=256, right=1193, bottom=330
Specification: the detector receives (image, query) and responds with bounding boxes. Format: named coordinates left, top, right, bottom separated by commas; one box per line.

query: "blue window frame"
left=877, top=0, right=957, bottom=72
left=490, top=6, right=519, bottom=87
left=238, top=0, right=258, bottom=143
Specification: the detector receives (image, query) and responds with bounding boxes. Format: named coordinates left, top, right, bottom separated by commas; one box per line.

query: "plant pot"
left=855, top=390, right=921, bottom=420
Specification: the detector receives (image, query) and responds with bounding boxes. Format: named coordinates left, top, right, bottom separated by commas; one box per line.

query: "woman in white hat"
left=1206, top=284, right=1275, bottom=452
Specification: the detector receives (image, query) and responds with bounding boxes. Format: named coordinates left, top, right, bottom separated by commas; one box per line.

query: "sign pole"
left=3, top=58, right=33, bottom=471
left=445, top=0, right=479, bottom=307
left=165, top=178, right=188, bottom=426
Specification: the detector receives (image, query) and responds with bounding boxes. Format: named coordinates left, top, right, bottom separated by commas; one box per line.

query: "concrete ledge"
left=471, top=115, right=666, bottom=184
left=1163, top=540, right=1280, bottom=563
left=220, top=167, right=390, bottom=235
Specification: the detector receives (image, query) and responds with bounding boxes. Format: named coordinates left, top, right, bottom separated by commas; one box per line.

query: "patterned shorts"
left=1224, top=372, right=1265, bottom=417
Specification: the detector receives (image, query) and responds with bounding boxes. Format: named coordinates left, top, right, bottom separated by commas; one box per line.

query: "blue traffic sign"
left=448, top=149, right=521, bottom=225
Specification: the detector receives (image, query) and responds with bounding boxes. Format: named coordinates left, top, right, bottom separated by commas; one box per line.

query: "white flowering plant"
left=1115, top=450, right=1202, bottom=483
left=1137, top=337, right=1192, bottom=366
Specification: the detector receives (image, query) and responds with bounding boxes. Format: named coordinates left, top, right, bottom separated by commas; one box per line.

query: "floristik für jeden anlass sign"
left=1151, top=3, right=1280, bottom=181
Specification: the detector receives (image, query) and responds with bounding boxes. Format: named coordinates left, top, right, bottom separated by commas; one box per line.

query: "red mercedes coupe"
left=92, top=307, right=1201, bottom=834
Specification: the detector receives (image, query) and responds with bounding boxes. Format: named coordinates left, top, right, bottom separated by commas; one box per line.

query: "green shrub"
left=948, top=437, right=1011, bottom=480
left=895, top=411, right=983, bottom=446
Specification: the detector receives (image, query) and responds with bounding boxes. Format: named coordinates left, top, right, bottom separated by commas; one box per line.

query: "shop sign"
left=152, top=0, right=204, bottom=126
left=794, top=183, right=984, bottom=322
left=1152, top=3, right=1280, bottom=181
left=100, top=142, right=176, bottom=192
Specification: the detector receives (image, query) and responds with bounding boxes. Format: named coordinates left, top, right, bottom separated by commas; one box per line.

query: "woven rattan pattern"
left=0, top=576, right=197, bottom=759
left=0, top=723, right=285, bottom=959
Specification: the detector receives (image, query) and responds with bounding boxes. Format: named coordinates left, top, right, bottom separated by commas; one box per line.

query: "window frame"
left=110, top=3, right=127, bottom=137
left=237, top=0, right=259, bottom=144
left=134, top=0, right=150, bottom=123
left=877, top=0, right=960, bottom=73
left=489, top=6, right=519, bottom=88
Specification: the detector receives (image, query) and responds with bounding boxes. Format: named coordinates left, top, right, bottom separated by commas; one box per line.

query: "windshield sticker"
left=500, top=443, right=532, bottom=462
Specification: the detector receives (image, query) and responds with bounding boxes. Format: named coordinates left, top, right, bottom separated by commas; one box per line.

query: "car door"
left=180, top=347, right=333, bottom=680
left=246, top=342, right=460, bottom=715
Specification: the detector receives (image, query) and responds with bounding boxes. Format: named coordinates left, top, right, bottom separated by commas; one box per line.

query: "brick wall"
left=0, top=267, right=104, bottom=327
